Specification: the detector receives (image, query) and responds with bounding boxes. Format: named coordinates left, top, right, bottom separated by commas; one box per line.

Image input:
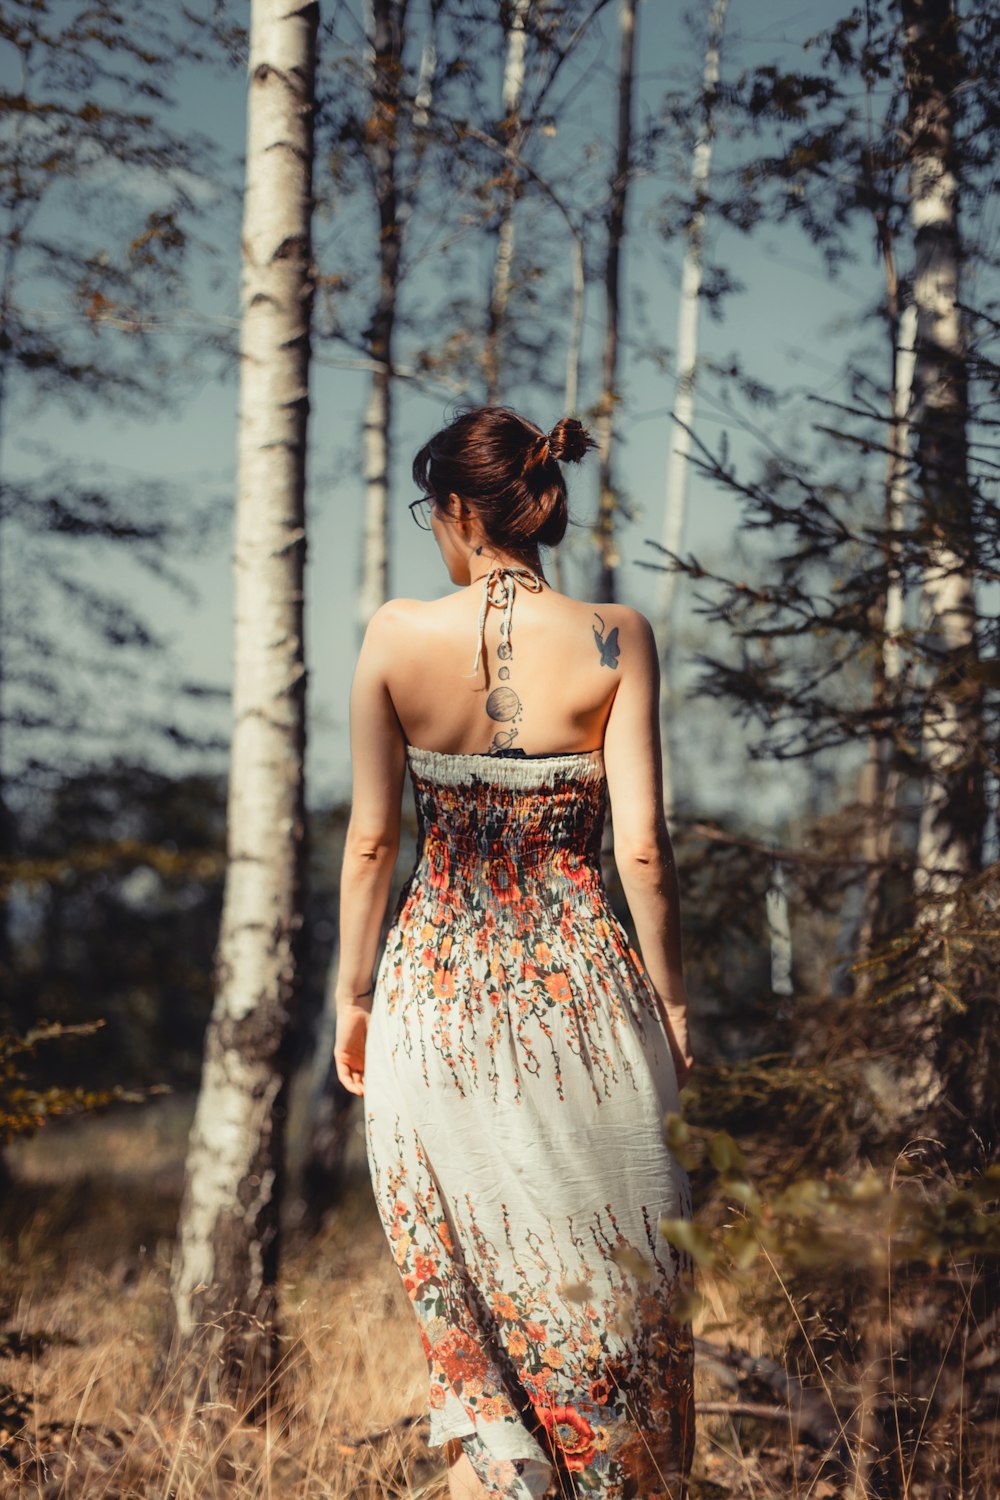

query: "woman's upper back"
left=378, top=577, right=632, bottom=757
left=355, top=577, right=669, bottom=858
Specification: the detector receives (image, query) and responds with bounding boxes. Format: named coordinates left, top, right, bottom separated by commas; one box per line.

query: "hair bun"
left=547, top=417, right=596, bottom=465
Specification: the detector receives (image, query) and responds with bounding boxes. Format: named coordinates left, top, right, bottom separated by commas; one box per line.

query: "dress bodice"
left=405, top=745, right=607, bottom=911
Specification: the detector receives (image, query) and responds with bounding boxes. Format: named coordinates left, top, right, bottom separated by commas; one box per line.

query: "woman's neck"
left=467, top=547, right=544, bottom=585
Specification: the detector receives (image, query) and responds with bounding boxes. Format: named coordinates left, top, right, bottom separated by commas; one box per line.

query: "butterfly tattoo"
left=592, top=612, right=620, bottom=669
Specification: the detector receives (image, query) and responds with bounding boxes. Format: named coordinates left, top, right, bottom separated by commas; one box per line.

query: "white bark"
left=857, top=303, right=916, bottom=965
left=656, top=0, right=726, bottom=814
left=766, top=860, right=793, bottom=998
left=485, top=0, right=530, bottom=403
left=359, top=371, right=390, bottom=629
left=413, top=0, right=440, bottom=128
left=884, top=304, right=917, bottom=686
left=902, top=0, right=983, bottom=904
left=357, top=0, right=404, bottom=634
left=169, top=0, right=315, bottom=1399
left=501, top=0, right=530, bottom=116
left=914, top=570, right=977, bottom=900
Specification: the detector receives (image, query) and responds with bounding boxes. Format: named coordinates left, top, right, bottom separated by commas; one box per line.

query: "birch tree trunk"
left=766, top=859, right=793, bottom=998
left=413, top=0, right=441, bottom=129
left=902, top=0, right=984, bottom=907
left=484, top=0, right=530, bottom=403
left=593, top=0, right=636, bottom=604
left=164, top=0, right=316, bottom=1413
left=357, top=0, right=406, bottom=634
left=656, top=0, right=726, bottom=813
left=301, top=0, right=410, bottom=1226
left=857, top=301, right=915, bottom=964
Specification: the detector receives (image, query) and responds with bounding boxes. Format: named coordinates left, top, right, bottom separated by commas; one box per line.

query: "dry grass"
left=2, top=1101, right=980, bottom=1499
left=1, top=1099, right=437, bottom=1499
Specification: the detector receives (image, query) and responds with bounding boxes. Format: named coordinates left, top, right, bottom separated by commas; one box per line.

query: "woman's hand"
left=672, top=1045, right=695, bottom=1090
left=334, top=1000, right=370, bottom=1096
left=658, top=998, right=694, bottom=1089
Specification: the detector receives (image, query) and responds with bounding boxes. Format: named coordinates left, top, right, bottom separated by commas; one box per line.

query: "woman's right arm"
left=602, top=607, right=693, bottom=1086
left=334, top=604, right=407, bottom=1095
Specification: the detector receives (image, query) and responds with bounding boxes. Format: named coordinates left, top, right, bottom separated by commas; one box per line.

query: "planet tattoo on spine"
left=486, top=686, right=521, bottom=722
left=487, top=681, right=523, bottom=751
left=474, top=565, right=544, bottom=754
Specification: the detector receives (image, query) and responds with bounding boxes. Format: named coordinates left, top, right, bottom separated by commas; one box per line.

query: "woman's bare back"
left=377, top=575, right=639, bottom=757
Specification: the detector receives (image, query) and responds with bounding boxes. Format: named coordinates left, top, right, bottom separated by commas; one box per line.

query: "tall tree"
left=165, top=0, right=318, bottom=1412
left=484, top=0, right=531, bottom=403
left=593, top=0, right=636, bottom=603
left=643, top=0, right=998, bottom=1151
left=357, top=0, right=406, bottom=633
left=856, top=303, right=916, bottom=963
left=656, top=0, right=727, bottom=813
left=902, top=0, right=985, bottom=907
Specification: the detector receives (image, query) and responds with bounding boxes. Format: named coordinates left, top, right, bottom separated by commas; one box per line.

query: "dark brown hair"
left=412, top=406, right=596, bottom=551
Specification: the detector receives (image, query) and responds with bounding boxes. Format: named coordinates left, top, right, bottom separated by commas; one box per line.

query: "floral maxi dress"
left=364, top=745, right=695, bottom=1499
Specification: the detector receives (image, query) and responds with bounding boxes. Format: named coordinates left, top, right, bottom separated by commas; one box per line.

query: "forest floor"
left=0, top=1097, right=852, bottom=1498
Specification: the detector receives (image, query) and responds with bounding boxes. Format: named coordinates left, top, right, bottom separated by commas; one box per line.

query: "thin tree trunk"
left=163, top=0, right=316, bottom=1415
left=857, top=301, right=916, bottom=964
left=484, top=0, right=530, bottom=403
left=551, top=228, right=586, bottom=594
left=884, top=308, right=917, bottom=699
left=593, top=0, right=636, bottom=604
left=884, top=0, right=991, bottom=1166
left=302, top=0, right=410, bottom=1228
left=357, top=0, right=406, bottom=634
left=0, top=257, right=16, bottom=998
left=766, top=858, right=793, bottom=998
left=0, top=55, right=39, bottom=1002
left=413, top=0, right=441, bottom=129
left=564, top=232, right=585, bottom=420
left=656, top=0, right=726, bottom=813
left=902, top=0, right=984, bottom=907
left=298, top=940, right=354, bottom=1230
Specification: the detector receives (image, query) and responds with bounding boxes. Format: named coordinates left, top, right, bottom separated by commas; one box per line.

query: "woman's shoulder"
left=572, top=599, right=657, bottom=655
left=361, top=594, right=462, bottom=653
left=577, top=599, right=652, bottom=630
left=365, top=592, right=654, bottom=649
left=365, top=595, right=451, bottom=627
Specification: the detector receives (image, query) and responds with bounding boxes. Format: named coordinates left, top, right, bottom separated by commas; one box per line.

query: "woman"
left=334, top=406, right=695, bottom=1500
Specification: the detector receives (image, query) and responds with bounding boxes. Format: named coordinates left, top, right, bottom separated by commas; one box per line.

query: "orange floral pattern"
left=364, top=748, right=694, bottom=1498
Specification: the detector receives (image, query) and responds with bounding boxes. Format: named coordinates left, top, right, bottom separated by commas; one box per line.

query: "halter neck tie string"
left=465, top=565, right=543, bottom=683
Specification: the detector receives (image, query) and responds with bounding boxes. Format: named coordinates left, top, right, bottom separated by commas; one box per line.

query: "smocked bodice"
left=405, top=745, right=607, bottom=911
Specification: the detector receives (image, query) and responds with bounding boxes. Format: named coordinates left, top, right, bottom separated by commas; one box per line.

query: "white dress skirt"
left=363, top=745, right=694, bottom=1499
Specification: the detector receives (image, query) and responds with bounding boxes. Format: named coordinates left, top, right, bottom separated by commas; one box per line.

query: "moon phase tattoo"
left=592, top=612, right=621, bottom=669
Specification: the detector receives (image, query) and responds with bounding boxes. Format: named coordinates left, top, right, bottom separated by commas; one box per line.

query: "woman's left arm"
left=334, top=605, right=407, bottom=1095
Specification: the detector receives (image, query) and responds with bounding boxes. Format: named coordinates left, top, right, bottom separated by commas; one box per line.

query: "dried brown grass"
left=3, top=1100, right=978, bottom=1499
left=1, top=1099, right=438, bottom=1498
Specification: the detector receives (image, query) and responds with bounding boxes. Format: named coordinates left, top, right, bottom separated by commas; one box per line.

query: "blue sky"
left=12, top=0, right=878, bottom=817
